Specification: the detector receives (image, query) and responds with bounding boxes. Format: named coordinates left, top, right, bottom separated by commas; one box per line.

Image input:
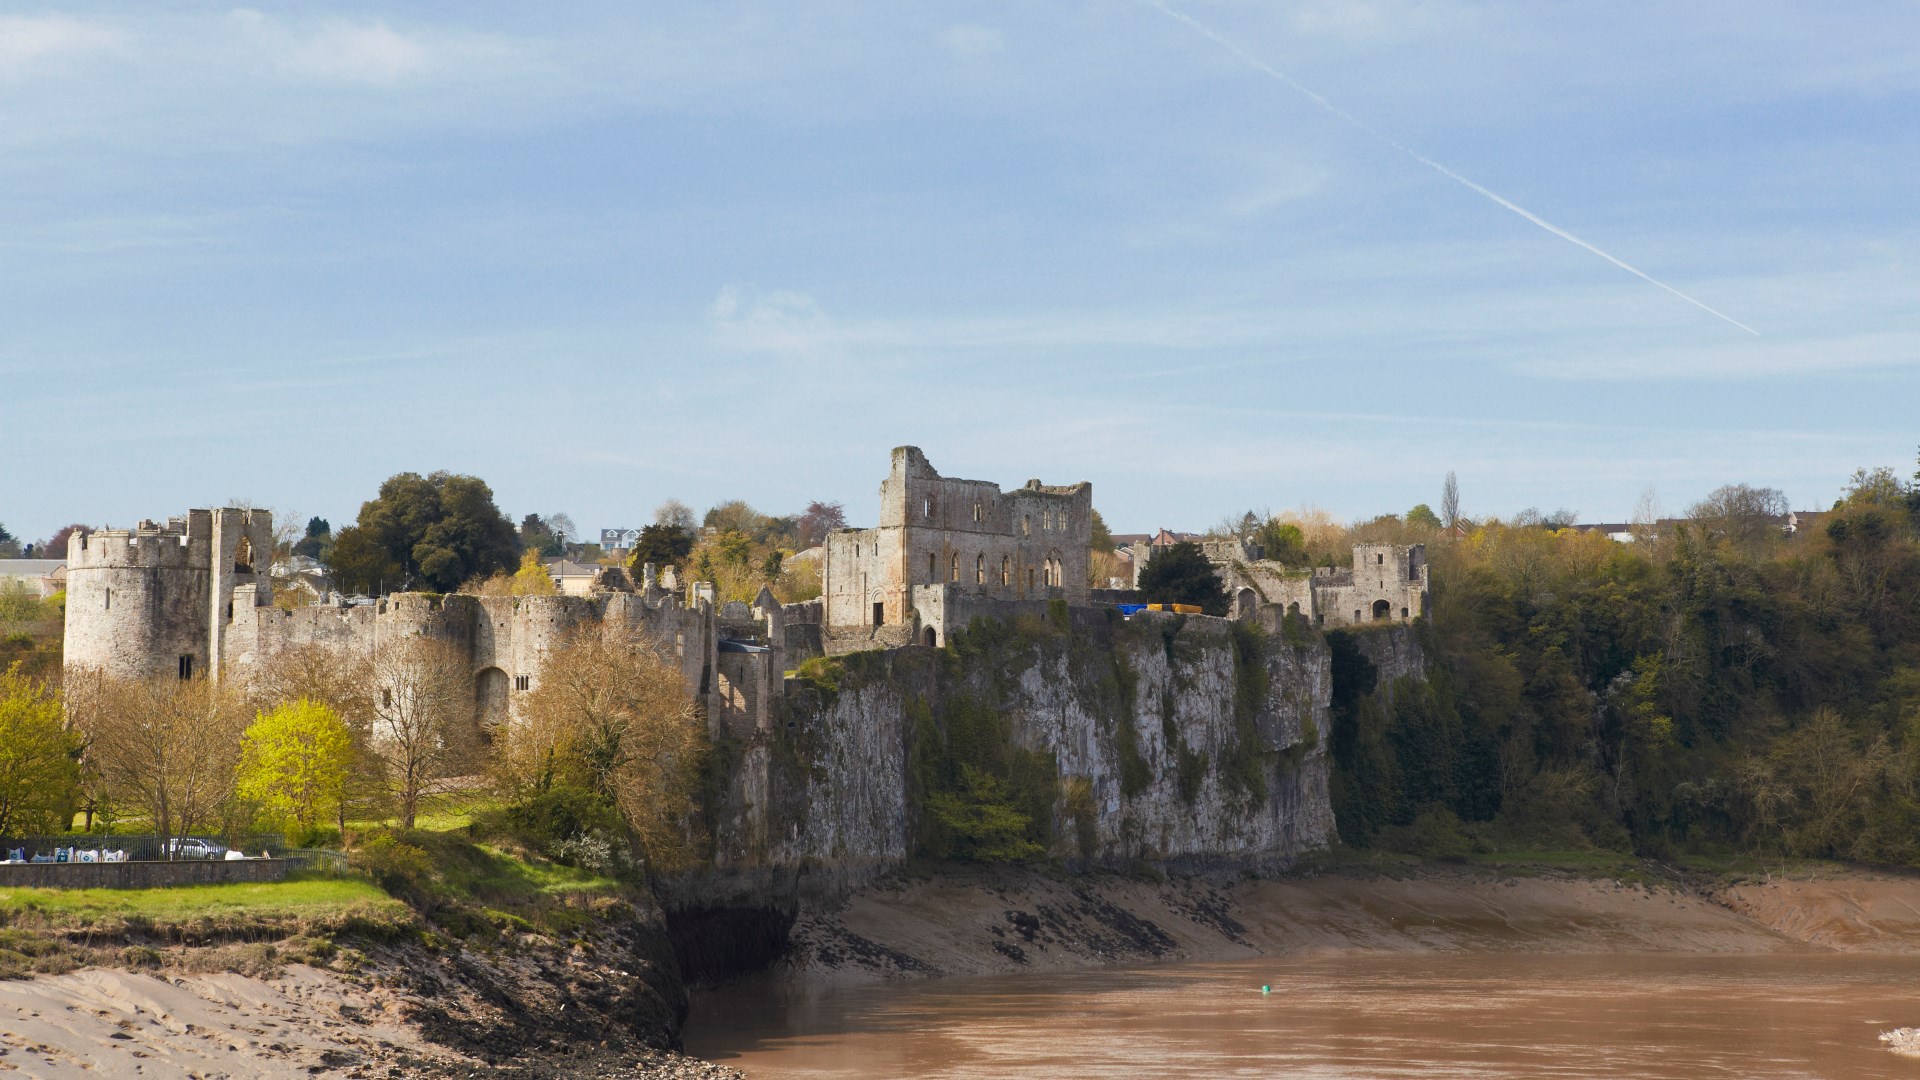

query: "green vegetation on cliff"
left=1330, top=462, right=1920, bottom=866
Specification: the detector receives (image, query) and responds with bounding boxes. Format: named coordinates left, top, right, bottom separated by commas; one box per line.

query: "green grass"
left=0, top=875, right=404, bottom=928
left=345, top=789, right=502, bottom=834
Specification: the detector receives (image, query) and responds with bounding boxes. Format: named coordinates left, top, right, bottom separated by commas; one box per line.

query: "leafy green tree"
left=327, top=471, right=519, bottom=593
left=292, top=517, right=332, bottom=560
left=519, top=513, right=565, bottom=558
left=1088, top=508, right=1114, bottom=552
left=926, top=767, right=1044, bottom=861
left=0, top=522, right=18, bottom=559
left=626, top=523, right=694, bottom=571
left=1406, top=504, right=1442, bottom=531
left=0, top=665, right=82, bottom=835
left=1253, top=519, right=1307, bottom=565
left=236, top=699, right=353, bottom=839
left=511, top=549, right=558, bottom=595
left=1137, top=541, right=1229, bottom=615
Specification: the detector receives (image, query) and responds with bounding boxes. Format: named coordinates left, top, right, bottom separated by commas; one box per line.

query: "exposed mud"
left=784, top=863, right=1920, bottom=984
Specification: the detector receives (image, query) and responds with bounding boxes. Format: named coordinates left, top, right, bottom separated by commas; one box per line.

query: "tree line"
left=1, top=629, right=705, bottom=876
left=1328, top=455, right=1920, bottom=865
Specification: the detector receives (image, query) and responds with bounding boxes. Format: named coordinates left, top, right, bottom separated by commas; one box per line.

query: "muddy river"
left=687, top=953, right=1920, bottom=1078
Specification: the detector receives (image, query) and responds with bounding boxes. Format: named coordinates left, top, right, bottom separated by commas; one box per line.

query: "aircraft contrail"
left=1142, top=0, right=1761, bottom=336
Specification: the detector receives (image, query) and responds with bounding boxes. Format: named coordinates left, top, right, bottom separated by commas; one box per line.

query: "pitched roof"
left=0, top=559, right=65, bottom=576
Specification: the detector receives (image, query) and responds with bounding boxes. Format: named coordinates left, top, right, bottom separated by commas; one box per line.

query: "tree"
left=1407, top=504, right=1442, bottom=531
left=328, top=471, right=519, bottom=594
left=370, top=636, right=474, bottom=829
left=1441, top=472, right=1461, bottom=533
left=626, top=523, right=695, bottom=572
left=795, top=501, right=847, bottom=548
left=497, top=629, right=706, bottom=872
left=1137, top=541, right=1229, bottom=616
left=30, top=524, right=88, bottom=560
left=1253, top=519, right=1307, bottom=565
left=67, top=674, right=246, bottom=851
left=0, top=522, right=18, bottom=559
left=1689, top=484, right=1789, bottom=552
left=292, top=517, right=333, bottom=561
left=0, top=665, right=82, bottom=836
left=519, top=514, right=564, bottom=558
left=245, top=644, right=386, bottom=831
left=236, top=699, right=353, bottom=840
left=1087, top=509, right=1130, bottom=587
left=512, top=549, right=559, bottom=595
left=653, top=500, right=696, bottom=531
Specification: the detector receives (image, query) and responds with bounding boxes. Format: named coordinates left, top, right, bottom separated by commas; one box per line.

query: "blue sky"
left=4, top=2, right=1917, bottom=544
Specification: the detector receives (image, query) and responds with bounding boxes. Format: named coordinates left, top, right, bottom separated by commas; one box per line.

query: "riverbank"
left=780, top=857, right=1920, bottom=984
left=9, top=854, right=1920, bottom=1075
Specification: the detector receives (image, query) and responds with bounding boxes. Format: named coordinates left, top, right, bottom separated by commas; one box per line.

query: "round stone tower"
left=63, top=508, right=273, bottom=682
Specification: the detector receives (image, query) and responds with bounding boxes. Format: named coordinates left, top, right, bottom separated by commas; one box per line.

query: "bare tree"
left=370, top=636, right=475, bottom=829
left=1689, top=484, right=1789, bottom=552
left=653, top=500, right=696, bottom=531
left=498, top=628, right=707, bottom=872
left=1441, top=471, right=1460, bottom=533
left=68, top=673, right=247, bottom=851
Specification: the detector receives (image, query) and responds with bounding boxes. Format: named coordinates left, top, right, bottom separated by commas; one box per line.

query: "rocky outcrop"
left=688, top=607, right=1354, bottom=905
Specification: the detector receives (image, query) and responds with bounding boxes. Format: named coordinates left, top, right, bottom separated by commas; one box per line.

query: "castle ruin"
left=65, top=446, right=1425, bottom=749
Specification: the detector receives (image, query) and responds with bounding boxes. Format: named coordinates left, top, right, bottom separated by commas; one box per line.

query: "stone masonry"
left=822, top=446, right=1091, bottom=650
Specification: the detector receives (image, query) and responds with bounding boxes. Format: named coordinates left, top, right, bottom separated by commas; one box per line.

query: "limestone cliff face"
left=693, top=608, right=1358, bottom=902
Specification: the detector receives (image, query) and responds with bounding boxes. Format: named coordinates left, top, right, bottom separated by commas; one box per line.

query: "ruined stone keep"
left=823, top=446, right=1092, bottom=649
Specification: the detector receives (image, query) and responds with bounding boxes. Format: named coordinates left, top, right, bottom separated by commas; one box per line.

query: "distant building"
left=600, top=528, right=643, bottom=553
left=544, top=558, right=602, bottom=597
left=0, top=558, right=65, bottom=599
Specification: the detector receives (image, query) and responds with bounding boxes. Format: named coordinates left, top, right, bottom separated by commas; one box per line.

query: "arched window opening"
left=1000, top=556, right=1010, bottom=586
left=233, top=535, right=254, bottom=574
left=1372, top=599, right=1392, bottom=621
left=924, top=497, right=932, bottom=518
left=972, top=503, right=983, bottom=522
left=1027, top=568, right=1036, bottom=590
left=976, top=554, right=985, bottom=584
left=950, top=553, right=960, bottom=582
left=1022, top=516, right=1030, bottom=536
left=928, top=552, right=937, bottom=580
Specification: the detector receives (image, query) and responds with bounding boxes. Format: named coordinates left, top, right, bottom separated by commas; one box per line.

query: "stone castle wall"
left=822, top=446, right=1091, bottom=645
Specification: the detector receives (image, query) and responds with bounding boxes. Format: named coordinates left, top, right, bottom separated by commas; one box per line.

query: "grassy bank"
left=0, top=875, right=401, bottom=927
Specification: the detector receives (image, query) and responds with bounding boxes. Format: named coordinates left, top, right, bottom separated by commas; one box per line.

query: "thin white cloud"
left=0, top=15, right=124, bottom=75
left=709, top=285, right=840, bottom=358
left=227, top=9, right=516, bottom=85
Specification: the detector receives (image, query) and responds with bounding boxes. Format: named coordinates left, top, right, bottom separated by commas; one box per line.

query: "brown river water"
left=686, top=953, right=1920, bottom=1078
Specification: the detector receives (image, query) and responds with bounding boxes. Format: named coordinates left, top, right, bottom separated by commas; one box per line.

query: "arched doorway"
left=922, top=626, right=938, bottom=647
left=1235, top=588, right=1257, bottom=620
left=1372, top=599, right=1392, bottom=621
left=476, top=667, right=509, bottom=731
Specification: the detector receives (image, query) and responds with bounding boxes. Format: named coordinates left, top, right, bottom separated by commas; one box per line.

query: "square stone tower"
left=823, top=447, right=1091, bottom=644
